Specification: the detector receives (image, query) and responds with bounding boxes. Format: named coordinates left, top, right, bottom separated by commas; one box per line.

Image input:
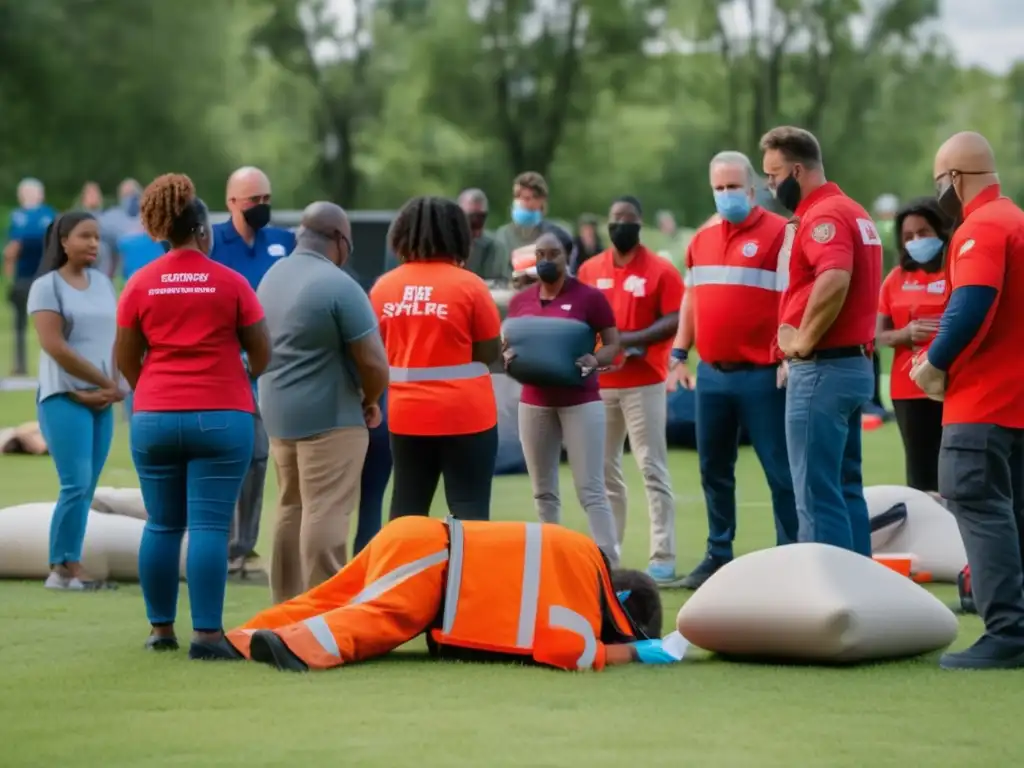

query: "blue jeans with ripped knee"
left=132, top=410, right=253, bottom=632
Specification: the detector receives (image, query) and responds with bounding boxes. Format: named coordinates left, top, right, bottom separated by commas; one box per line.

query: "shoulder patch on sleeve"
left=811, top=221, right=836, bottom=244
left=959, top=238, right=975, bottom=256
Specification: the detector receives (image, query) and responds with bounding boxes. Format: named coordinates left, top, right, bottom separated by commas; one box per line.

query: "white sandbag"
left=677, top=543, right=958, bottom=664
left=0, top=503, right=187, bottom=581
left=865, top=485, right=967, bottom=583
left=92, top=487, right=148, bottom=520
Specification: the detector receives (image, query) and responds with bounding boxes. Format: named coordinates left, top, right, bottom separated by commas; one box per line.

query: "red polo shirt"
left=877, top=266, right=949, bottom=401
left=942, top=184, right=1024, bottom=427
left=577, top=246, right=684, bottom=389
left=779, top=182, right=882, bottom=350
left=685, top=207, right=787, bottom=365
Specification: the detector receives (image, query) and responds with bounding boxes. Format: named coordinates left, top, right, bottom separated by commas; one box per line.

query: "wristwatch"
left=669, top=348, right=689, bottom=369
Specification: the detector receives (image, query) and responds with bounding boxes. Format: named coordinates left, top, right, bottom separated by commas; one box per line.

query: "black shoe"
left=677, top=555, right=731, bottom=590
left=939, top=634, right=1024, bottom=670
left=145, top=634, right=179, bottom=652
left=188, top=636, right=244, bottom=661
left=249, top=630, right=309, bottom=672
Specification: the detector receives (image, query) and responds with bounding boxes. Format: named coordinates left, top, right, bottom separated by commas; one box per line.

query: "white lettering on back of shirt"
left=160, top=272, right=210, bottom=283
left=381, top=284, right=449, bottom=319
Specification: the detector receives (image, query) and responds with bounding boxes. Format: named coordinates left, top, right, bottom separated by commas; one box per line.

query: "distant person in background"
left=657, top=210, right=678, bottom=240
left=117, top=231, right=165, bottom=281
left=98, top=178, right=144, bottom=279
left=505, top=228, right=622, bottom=564
left=578, top=195, right=684, bottom=585
left=459, top=188, right=508, bottom=281
left=257, top=202, right=389, bottom=604
left=77, top=182, right=105, bottom=215
left=116, top=173, right=269, bottom=659
left=493, top=172, right=573, bottom=267
left=5, top=178, right=56, bottom=376
left=572, top=214, right=603, bottom=270
left=29, top=212, right=121, bottom=590
left=876, top=197, right=951, bottom=493
left=370, top=196, right=502, bottom=521
left=211, top=166, right=296, bottom=581
left=865, top=193, right=901, bottom=424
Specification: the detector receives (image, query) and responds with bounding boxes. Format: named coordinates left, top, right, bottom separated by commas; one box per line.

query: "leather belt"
left=710, top=362, right=777, bottom=372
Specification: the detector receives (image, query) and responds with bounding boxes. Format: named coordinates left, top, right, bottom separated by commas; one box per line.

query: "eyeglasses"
left=231, top=195, right=271, bottom=205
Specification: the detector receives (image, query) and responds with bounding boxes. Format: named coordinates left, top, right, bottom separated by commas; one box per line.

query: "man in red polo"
left=910, top=131, right=1024, bottom=670
left=760, top=126, right=881, bottom=557
left=668, top=151, right=798, bottom=589
left=577, top=195, right=684, bottom=585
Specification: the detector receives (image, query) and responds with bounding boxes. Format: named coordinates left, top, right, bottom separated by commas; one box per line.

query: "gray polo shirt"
left=256, top=249, right=379, bottom=440
left=27, top=269, right=117, bottom=402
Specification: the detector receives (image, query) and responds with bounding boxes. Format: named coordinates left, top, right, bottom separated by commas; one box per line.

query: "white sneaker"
left=44, top=572, right=69, bottom=590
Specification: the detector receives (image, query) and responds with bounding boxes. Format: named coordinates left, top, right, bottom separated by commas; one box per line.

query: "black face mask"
left=242, top=203, right=271, bottom=231
left=467, top=213, right=487, bottom=233
left=608, top=222, right=641, bottom=253
left=775, top=173, right=802, bottom=213
left=535, top=260, right=561, bottom=284
left=937, top=180, right=962, bottom=222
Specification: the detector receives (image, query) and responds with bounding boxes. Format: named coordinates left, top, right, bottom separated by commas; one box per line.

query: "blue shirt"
left=210, top=221, right=296, bottom=290
left=7, top=205, right=56, bottom=280
left=118, top=232, right=165, bottom=280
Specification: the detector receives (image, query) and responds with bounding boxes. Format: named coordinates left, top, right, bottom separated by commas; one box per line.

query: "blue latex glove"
left=630, top=639, right=680, bottom=665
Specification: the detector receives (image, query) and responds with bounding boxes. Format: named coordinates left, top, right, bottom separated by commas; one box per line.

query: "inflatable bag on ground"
left=501, top=316, right=596, bottom=388
left=865, top=485, right=967, bottom=583
left=676, top=543, right=958, bottom=664
left=92, top=487, right=148, bottom=520
left=0, top=503, right=187, bottom=581
left=492, top=373, right=527, bottom=475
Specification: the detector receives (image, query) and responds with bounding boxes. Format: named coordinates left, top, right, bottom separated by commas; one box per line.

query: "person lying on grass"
left=215, top=516, right=688, bottom=672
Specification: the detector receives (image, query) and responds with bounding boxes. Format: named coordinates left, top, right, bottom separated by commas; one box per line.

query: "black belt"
left=791, top=345, right=868, bottom=361
left=710, top=361, right=777, bottom=372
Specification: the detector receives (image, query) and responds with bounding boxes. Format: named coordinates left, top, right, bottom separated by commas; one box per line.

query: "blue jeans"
left=785, top=355, right=874, bottom=555
left=696, top=363, right=798, bottom=559
left=131, top=410, right=253, bottom=631
left=355, top=390, right=392, bottom=555
left=37, top=394, right=115, bottom=565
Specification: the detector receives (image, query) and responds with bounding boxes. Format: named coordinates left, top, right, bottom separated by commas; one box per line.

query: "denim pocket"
left=197, top=412, right=231, bottom=433
left=130, top=413, right=173, bottom=456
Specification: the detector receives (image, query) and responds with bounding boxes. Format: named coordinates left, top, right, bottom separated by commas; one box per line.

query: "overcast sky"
left=322, top=0, right=1021, bottom=74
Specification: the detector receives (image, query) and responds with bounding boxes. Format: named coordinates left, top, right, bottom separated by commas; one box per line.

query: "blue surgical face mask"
left=511, top=203, right=542, bottom=228
left=714, top=190, right=752, bottom=224
left=905, top=236, right=944, bottom=264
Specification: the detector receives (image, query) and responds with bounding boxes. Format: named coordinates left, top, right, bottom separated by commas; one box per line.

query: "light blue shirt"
left=27, top=269, right=117, bottom=402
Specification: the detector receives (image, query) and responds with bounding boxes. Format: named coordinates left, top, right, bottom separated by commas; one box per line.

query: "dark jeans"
left=695, top=362, right=798, bottom=559
left=389, top=426, right=498, bottom=521
left=939, top=423, right=1024, bottom=639
left=132, top=410, right=253, bottom=631
left=8, top=280, right=31, bottom=373
left=893, top=397, right=943, bottom=492
left=354, top=392, right=392, bottom=555
left=229, top=410, right=268, bottom=560
left=786, top=355, right=874, bottom=555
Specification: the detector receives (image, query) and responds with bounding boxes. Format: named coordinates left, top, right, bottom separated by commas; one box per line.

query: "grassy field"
left=0, top=298, right=1017, bottom=768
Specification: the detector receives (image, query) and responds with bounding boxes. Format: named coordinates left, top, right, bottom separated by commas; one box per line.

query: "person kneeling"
left=225, top=516, right=685, bottom=671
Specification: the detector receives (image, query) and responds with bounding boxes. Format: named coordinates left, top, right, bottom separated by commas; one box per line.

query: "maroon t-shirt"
left=506, top=277, right=616, bottom=407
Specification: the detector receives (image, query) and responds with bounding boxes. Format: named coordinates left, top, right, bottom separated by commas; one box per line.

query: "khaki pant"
left=269, top=426, right=369, bottom=604
left=601, top=383, right=676, bottom=565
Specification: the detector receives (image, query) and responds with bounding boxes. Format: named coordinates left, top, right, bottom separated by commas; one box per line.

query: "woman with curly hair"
left=115, top=173, right=270, bottom=660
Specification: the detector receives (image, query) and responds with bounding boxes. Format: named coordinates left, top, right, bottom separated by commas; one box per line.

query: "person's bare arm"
left=35, top=311, right=118, bottom=389
left=876, top=313, right=909, bottom=348
left=238, top=319, right=271, bottom=377
left=673, top=290, right=694, bottom=351
left=604, top=644, right=639, bottom=666
left=3, top=241, right=20, bottom=281
left=472, top=337, right=501, bottom=365
left=619, top=313, right=680, bottom=348
left=115, top=325, right=148, bottom=390
left=795, top=269, right=850, bottom=350
left=594, top=327, right=621, bottom=367
left=349, top=331, right=389, bottom=406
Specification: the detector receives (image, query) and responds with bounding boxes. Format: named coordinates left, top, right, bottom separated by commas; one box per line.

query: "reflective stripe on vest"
left=687, top=265, right=780, bottom=292
left=297, top=547, right=450, bottom=658
left=389, top=362, right=490, bottom=383
left=442, top=517, right=599, bottom=670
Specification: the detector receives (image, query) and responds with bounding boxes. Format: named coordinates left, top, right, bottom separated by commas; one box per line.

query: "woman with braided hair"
left=115, top=173, right=270, bottom=660
left=369, top=196, right=502, bottom=521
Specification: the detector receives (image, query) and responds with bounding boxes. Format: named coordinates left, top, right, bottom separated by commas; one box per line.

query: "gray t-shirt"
left=27, top=269, right=118, bottom=402
left=257, top=250, right=379, bottom=440
left=98, top=206, right=143, bottom=277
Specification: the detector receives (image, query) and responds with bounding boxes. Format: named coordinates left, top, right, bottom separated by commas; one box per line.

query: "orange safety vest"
left=227, top=517, right=640, bottom=671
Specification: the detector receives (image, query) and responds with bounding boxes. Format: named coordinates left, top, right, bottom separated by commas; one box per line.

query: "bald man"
left=211, top=167, right=297, bottom=580
left=458, top=188, right=508, bottom=281
left=911, top=131, right=1024, bottom=670
left=256, top=202, right=389, bottom=603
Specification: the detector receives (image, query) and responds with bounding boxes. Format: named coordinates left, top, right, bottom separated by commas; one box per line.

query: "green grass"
left=0, top=300, right=1016, bottom=768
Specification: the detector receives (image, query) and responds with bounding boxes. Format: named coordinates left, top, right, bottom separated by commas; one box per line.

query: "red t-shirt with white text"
left=117, top=248, right=264, bottom=413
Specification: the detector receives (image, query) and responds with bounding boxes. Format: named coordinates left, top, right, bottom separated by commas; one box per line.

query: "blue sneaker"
left=646, top=562, right=677, bottom=585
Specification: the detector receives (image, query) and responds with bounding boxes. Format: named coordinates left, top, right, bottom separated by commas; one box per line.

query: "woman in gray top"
left=28, top=212, right=123, bottom=590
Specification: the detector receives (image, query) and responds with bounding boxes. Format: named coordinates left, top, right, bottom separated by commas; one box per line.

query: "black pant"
left=939, top=423, right=1024, bottom=639
left=8, top=280, right=31, bottom=373
left=892, top=398, right=943, bottom=492
left=389, top=427, right=498, bottom=521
